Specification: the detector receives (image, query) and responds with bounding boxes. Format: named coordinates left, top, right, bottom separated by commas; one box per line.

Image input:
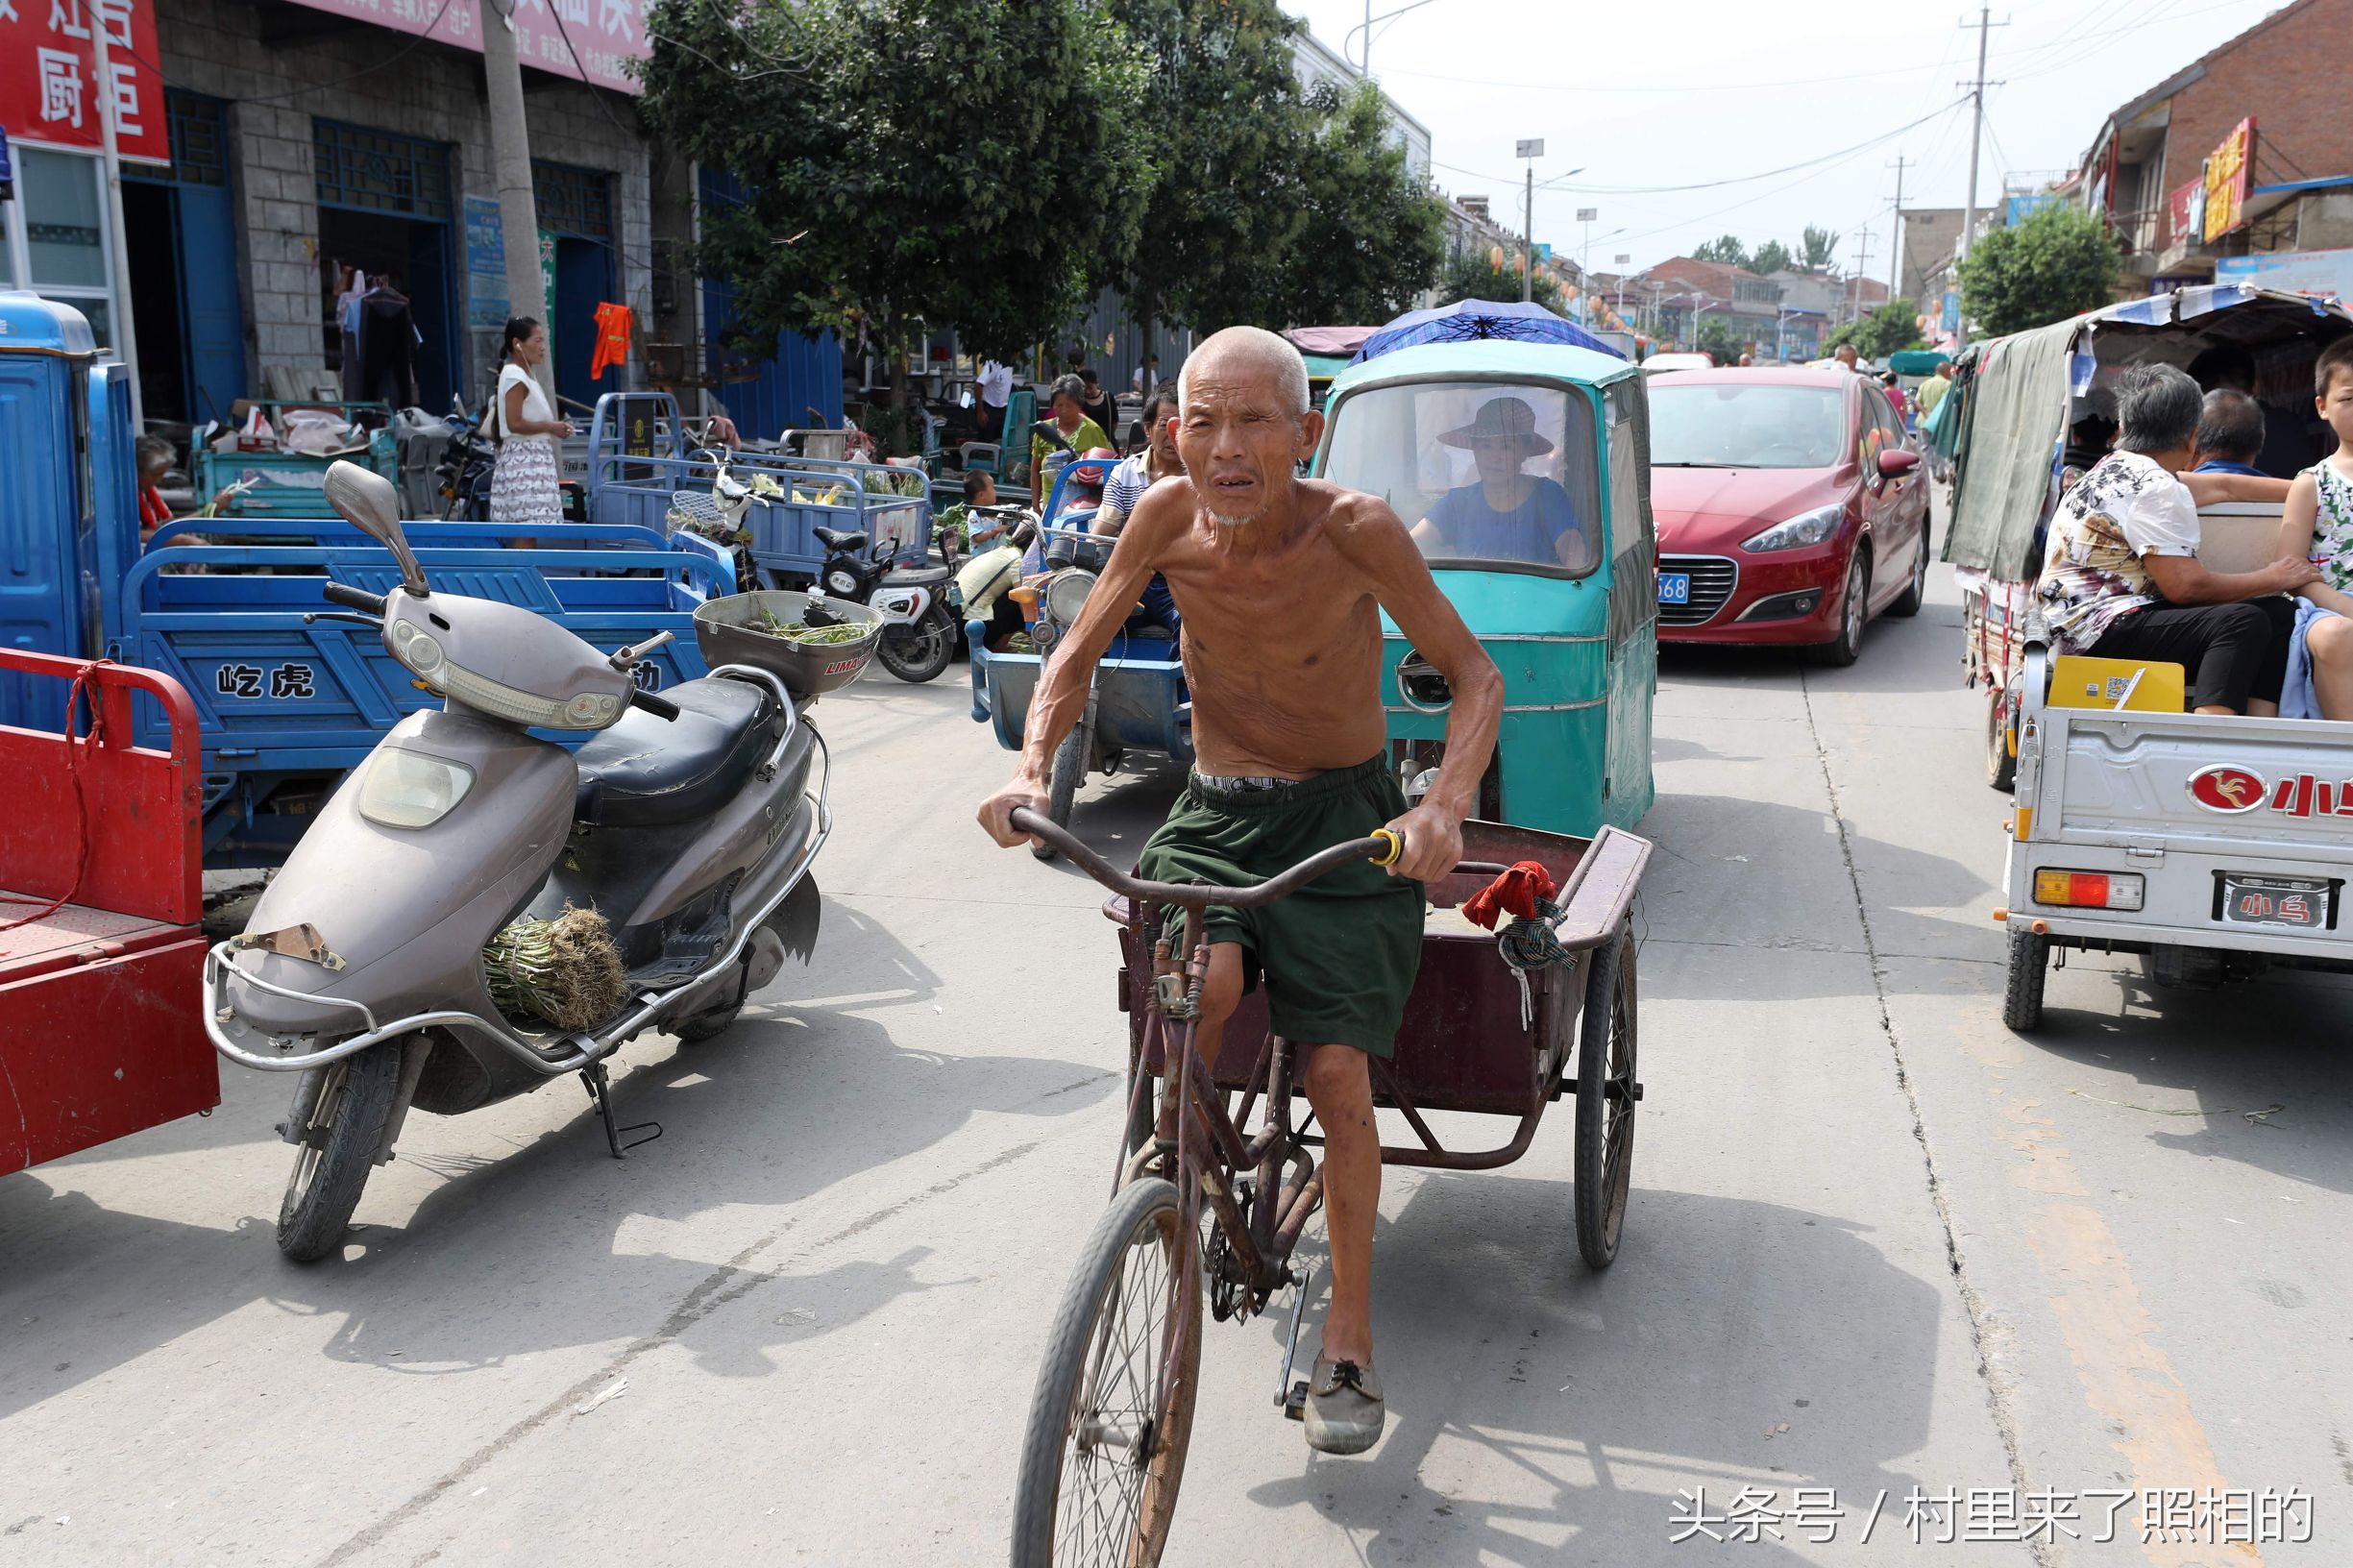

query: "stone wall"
left=157, top=0, right=658, bottom=405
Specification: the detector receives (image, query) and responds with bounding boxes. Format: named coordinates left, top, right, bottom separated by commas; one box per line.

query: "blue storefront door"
left=175, top=178, right=245, bottom=423
left=552, top=236, right=613, bottom=416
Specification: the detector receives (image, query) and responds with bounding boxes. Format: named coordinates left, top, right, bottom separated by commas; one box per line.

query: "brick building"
left=2075, top=0, right=2353, bottom=291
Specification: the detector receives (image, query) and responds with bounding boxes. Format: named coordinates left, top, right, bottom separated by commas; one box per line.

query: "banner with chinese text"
left=1, top=0, right=170, bottom=164
left=273, top=0, right=649, bottom=96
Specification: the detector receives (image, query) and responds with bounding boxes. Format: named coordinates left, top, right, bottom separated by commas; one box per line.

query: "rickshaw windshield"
left=1322, top=380, right=1602, bottom=576
left=1648, top=382, right=1847, bottom=469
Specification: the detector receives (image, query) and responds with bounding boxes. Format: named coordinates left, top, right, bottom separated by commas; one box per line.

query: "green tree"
left=1955, top=201, right=2122, bottom=336
left=1828, top=297, right=1926, bottom=359
left=1274, top=83, right=1447, bottom=325
left=1750, top=238, right=1792, bottom=277
left=1694, top=316, right=1747, bottom=362
left=636, top=0, right=1152, bottom=450
left=1438, top=248, right=1563, bottom=312
left=1691, top=234, right=1751, bottom=268
left=1799, top=225, right=1842, bottom=271
left=1120, top=0, right=1310, bottom=344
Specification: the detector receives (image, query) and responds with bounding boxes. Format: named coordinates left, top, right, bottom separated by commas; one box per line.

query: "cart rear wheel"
left=1575, top=925, right=1638, bottom=1271
left=1986, top=681, right=2019, bottom=792
left=1012, top=1177, right=1201, bottom=1567
left=277, top=1041, right=402, bottom=1263
left=2002, top=927, right=2048, bottom=1031
left=1034, top=716, right=1090, bottom=862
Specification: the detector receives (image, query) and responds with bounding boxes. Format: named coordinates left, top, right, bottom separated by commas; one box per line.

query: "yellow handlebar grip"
left=1369, top=828, right=1404, bottom=868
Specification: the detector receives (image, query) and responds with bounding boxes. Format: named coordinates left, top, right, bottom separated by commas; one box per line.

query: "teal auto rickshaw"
left=1312, top=338, right=1657, bottom=834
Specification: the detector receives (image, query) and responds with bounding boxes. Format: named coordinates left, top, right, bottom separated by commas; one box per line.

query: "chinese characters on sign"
left=1, top=0, right=168, bottom=163
left=1668, top=1485, right=2314, bottom=1547
left=269, top=0, right=649, bottom=96
left=2202, top=118, right=2257, bottom=245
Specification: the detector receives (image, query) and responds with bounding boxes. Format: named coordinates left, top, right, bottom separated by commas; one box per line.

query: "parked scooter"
left=206, top=461, right=856, bottom=1262
left=811, top=525, right=959, bottom=683
left=433, top=396, right=495, bottom=522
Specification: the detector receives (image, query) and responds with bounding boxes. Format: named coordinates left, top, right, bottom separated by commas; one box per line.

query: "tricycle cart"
left=3, top=651, right=217, bottom=1175
left=1314, top=337, right=1656, bottom=836
left=967, top=455, right=1189, bottom=856
left=194, top=401, right=401, bottom=519
left=1007, top=809, right=1651, bottom=1564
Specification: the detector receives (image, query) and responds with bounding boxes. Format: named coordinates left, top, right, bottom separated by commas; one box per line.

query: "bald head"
left=1179, top=327, right=1310, bottom=419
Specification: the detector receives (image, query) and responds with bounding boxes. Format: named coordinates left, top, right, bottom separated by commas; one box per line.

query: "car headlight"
left=359, top=747, right=476, bottom=828
left=1044, top=568, right=1095, bottom=628
left=1742, top=503, right=1844, bottom=552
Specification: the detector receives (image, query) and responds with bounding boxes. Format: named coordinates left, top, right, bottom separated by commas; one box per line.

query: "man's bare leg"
left=1154, top=940, right=1243, bottom=1141
left=1300, top=1041, right=1379, bottom=1365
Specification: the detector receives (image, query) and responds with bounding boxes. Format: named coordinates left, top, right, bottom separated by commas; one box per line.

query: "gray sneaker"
left=1304, top=1358, right=1385, bottom=1455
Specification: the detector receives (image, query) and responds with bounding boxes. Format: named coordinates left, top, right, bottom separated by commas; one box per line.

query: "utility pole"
left=1957, top=6, right=2009, bottom=348
left=1886, top=154, right=1910, bottom=302
left=87, top=9, right=140, bottom=428
left=1847, top=229, right=1876, bottom=328
left=484, top=0, right=555, bottom=402
left=1517, top=139, right=1544, bottom=305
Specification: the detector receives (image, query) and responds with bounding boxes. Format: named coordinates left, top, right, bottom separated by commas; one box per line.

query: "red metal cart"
left=2, top=651, right=216, bottom=1174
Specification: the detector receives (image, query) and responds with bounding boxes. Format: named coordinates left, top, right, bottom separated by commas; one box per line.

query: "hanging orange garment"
left=590, top=303, right=634, bottom=381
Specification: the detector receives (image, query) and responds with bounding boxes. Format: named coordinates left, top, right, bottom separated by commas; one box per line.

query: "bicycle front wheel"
left=1011, top=1176, right=1202, bottom=1567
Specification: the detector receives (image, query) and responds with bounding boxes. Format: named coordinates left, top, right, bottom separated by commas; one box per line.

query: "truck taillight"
left=2031, top=869, right=2144, bottom=911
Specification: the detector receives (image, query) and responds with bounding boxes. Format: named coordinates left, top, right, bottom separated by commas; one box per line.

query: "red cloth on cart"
left=590, top=303, right=634, bottom=381
left=1462, top=860, right=1556, bottom=931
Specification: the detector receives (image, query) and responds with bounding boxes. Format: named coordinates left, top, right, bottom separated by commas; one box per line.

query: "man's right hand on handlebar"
left=978, top=773, right=1051, bottom=848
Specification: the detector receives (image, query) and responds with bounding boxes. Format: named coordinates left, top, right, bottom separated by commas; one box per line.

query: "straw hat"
left=1439, top=396, right=1554, bottom=456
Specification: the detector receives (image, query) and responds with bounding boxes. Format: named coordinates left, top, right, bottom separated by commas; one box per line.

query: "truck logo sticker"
left=2188, top=764, right=2266, bottom=814
left=215, top=662, right=318, bottom=700
left=269, top=663, right=316, bottom=699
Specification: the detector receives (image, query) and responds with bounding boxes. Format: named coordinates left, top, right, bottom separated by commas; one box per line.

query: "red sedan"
left=1645, top=367, right=1930, bottom=664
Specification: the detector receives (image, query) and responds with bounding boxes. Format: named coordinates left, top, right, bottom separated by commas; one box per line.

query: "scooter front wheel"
left=875, top=610, right=956, bottom=683
left=277, top=1041, right=403, bottom=1262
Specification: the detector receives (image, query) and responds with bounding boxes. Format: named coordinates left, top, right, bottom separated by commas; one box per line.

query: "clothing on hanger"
left=590, top=303, right=634, bottom=381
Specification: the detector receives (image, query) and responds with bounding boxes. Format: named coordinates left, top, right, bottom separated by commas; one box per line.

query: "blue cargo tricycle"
left=966, top=453, right=1189, bottom=859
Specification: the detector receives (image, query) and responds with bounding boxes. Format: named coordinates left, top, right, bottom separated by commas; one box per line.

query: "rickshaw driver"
left=1409, top=395, right=1593, bottom=570
left=979, top=326, right=1504, bottom=1457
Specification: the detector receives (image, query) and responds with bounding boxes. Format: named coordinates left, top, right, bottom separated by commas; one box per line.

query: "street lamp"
left=1518, top=139, right=1545, bottom=305
left=1345, top=0, right=1437, bottom=75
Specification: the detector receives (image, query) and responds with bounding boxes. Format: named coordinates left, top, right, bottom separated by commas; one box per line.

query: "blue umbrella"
left=1351, top=298, right=1625, bottom=363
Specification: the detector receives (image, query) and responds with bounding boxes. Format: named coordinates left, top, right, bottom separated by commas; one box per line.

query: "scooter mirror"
left=324, top=460, right=429, bottom=597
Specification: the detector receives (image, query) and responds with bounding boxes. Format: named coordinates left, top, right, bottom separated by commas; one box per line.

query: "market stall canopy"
left=1283, top=326, right=1378, bottom=357
left=1887, top=349, right=1951, bottom=376
left=1351, top=300, right=1625, bottom=364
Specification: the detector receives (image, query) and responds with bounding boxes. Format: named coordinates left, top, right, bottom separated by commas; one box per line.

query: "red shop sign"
left=0, top=0, right=169, bottom=164
left=273, top=0, right=650, bottom=97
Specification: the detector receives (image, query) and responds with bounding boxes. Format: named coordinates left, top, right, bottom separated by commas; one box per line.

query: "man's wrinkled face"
left=1176, top=361, right=1320, bottom=527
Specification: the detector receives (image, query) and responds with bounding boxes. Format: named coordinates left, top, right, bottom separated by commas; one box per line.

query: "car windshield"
left=1319, top=380, right=1602, bottom=575
left=1648, top=382, right=1847, bottom=470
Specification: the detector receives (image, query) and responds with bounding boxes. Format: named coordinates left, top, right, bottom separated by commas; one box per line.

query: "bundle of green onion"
left=754, top=606, right=870, bottom=645
left=482, top=905, right=627, bottom=1029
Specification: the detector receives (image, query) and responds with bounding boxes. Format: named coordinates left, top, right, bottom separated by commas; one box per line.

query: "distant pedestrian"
left=1737, top=353, right=1753, bottom=367
left=974, top=358, right=1012, bottom=442
left=1834, top=343, right=1862, bottom=374
left=1132, top=354, right=1160, bottom=395
left=490, top=316, right=573, bottom=533
left=1076, top=367, right=1117, bottom=437
left=1916, top=362, right=1952, bottom=419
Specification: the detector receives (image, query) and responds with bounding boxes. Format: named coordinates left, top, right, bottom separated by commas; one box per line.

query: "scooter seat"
left=883, top=563, right=952, bottom=587
left=812, top=526, right=868, bottom=552
left=573, top=677, right=779, bottom=829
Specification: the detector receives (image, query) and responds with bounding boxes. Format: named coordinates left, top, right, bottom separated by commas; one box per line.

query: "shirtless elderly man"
left=979, top=326, right=1502, bottom=1454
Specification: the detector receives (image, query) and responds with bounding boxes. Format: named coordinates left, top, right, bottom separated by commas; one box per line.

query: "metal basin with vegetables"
left=694, top=590, right=882, bottom=701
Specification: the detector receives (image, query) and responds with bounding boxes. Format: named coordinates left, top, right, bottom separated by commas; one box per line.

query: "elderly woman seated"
left=1408, top=396, right=1594, bottom=572
left=2036, top=363, right=2318, bottom=716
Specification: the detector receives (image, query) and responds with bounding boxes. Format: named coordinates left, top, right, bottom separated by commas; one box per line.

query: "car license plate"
left=2218, top=873, right=2333, bottom=930
left=1656, top=572, right=1692, bottom=605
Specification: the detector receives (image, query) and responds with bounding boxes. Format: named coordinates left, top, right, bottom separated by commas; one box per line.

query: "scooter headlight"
left=359, top=747, right=476, bottom=829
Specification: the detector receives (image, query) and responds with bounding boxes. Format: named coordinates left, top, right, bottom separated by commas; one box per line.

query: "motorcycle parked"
left=812, top=524, right=959, bottom=683
left=205, top=461, right=862, bottom=1262
left=433, top=396, right=495, bottom=522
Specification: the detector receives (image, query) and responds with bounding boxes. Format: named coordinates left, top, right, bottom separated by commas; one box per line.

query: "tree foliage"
left=635, top=0, right=1151, bottom=367
left=1826, top=297, right=1925, bottom=359
left=1691, top=234, right=1751, bottom=268
left=1799, top=225, right=1841, bottom=271
left=1955, top=201, right=2122, bottom=336
left=1275, top=83, right=1447, bottom=325
left=1694, top=316, right=1747, bottom=362
left=1750, top=238, right=1792, bottom=277
left=1438, top=248, right=1564, bottom=313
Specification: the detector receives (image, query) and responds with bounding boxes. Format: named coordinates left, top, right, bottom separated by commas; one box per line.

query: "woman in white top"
left=489, top=316, right=573, bottom=532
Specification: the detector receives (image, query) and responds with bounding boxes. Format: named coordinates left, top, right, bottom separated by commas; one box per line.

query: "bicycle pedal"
left=1283, top=1380, right=1309, bottom=1421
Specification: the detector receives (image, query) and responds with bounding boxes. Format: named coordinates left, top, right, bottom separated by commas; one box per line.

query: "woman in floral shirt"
left=2037, top=363, right=2316, bottom=715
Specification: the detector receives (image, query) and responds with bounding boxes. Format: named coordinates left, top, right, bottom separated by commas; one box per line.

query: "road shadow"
left=0, top=901, right=1111, bottom=1416
left=1235, top=1175, right=1974, bottom=1565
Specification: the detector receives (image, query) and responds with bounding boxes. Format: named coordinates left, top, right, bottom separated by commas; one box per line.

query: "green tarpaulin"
left=1941, top=316, right=2082, bottom=576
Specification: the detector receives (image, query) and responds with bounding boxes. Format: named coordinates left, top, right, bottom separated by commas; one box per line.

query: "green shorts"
left=1136, top=756, right=1422, bottom=1058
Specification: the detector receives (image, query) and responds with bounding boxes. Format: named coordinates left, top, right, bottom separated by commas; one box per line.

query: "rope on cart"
left=1461, top=860, right=1570, bottom=1029
left=0, top=666, right=102, bottom=935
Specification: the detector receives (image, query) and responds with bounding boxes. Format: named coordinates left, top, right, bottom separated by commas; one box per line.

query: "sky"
left=1282, top=0, right=2299, bottom=284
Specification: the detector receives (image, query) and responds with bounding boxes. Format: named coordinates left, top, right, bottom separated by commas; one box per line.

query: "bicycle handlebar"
left=1009, top=807, right=1509, bottom=909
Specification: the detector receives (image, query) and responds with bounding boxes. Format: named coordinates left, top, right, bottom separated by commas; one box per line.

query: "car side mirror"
left=324, top=459, right=428, bottom=596
left=1876, top=448, right=1921, bottom=478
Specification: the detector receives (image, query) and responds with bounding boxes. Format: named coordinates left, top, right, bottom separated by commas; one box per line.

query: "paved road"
left=4, top=532, right=2345, bottom=1566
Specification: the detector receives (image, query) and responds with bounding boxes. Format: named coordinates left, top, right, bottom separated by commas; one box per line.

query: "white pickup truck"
left=2001, top=502, right=2353, bottom=1026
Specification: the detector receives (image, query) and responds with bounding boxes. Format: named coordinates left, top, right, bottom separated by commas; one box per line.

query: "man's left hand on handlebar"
left=978, top=774, right=1050, bottom=848
left=1379, top=799, right=1467, bottom=884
